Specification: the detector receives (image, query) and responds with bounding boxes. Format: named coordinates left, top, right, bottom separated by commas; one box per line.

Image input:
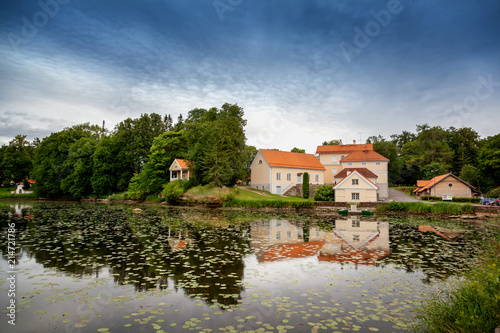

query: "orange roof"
left=261, top=241, right=326, bottom=262
left=416, top=173, right=476, bottom=194
left=340, top=150, right=389, bottom=162
left=318, top=249, right=390, bottom=265
left=316, top=144, right=373, bottom=154
left=334, top=168, right=378, bottom=179
left=174, top=159, right=190, bottom=169
left=260, top=150, right=325, bottom=170
left=416, top=180, right=430, bottom=187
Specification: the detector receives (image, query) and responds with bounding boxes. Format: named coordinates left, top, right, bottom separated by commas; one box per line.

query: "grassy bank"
left=377, top=201, right=475, bottom=214
left=0, top=186, right=38, bottom=199
left=222, top=186, right=314, bottom=208
left=412, top=227, right=500, bottom=332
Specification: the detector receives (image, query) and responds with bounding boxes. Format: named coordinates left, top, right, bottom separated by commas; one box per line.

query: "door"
left=297, top=174, right=302, bottom=184
left=276, top=186, right=281, bottom=195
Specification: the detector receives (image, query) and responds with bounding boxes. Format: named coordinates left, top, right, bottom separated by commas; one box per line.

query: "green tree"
left=33, top=124, right=101, bottom=198
left=291, top=147, right=305, bottom=153
left=185, top=103, right=247, bottom=187
left=2, top=135, right=35, bottom=183
left=128, top=130, right=187, bottom=199
left=422, top=162, right=448, bottom=180
left=459, top=164, right=480, bottom=188
left=322, top=139, right=340, bottom=145
left=302, top=172, right=310, bottom=199
left=242, top=145, right=258, bottom=184
left=314, top=184, right=335, bottom=201
left=446, top=127, right=481, bottom=175
left=477, top=134, right=500, bottom=191
left=370, top=137, right=403, bottom=185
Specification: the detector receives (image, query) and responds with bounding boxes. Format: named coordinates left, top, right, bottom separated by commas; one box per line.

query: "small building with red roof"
left=169, top=159, right=191, bottom=181
left=250, top=149, right=325, bottom=195
left=332, top=169, right=379, bottom=202
left=413, top=173, right=476, bottom=198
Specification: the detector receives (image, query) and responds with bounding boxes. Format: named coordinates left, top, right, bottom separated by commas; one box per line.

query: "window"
left=316, top=229, right=320, bottom=237
left=331, top=156, right=337, bottom=163
left=449, top=183, right=453, bottom=187
left=341, top=155, right=345, bottom=160
left=352, top=220, right=360, bottom=228
left=171, top=172, right=178, bottom=179
left=362, top=162, right=366, bottom=166
left=348, top=162, right=353, bottom=166
left=352, top=193, right=360, bottom=200
left=332, top=168, right=337, bottom=174
left=276, top=172, right=281, bottom=181
left=287, top=231, right=292, bottom=239
left=315, top=175, right=319, bottom=182
left=352, top=179, right=359, bottom=185
left=287, top=173, right=292, bottom=181
left=376, top=162, right=381, bottom=165
left=276, top=231, right=281, bottom=240
left=258, top=160, right=262, bottom=164
left=353, top=235, right=360, bottom=242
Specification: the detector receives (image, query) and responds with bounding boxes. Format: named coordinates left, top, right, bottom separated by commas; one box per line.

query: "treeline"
left=364, top=124, right=500, bottom=195
left=0, top=103, right=257, bottom=199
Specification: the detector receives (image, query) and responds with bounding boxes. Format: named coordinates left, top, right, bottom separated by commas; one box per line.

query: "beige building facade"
left=414, top=173, right=476, bottom=198
left=332, top=170, right=379, bottom=202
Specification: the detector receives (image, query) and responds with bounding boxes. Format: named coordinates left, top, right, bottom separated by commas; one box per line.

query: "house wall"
left=268, top=167, right=324, bottom=195
left=334, top=174, right=378, bottom=202
left=340, top=161, right=389, bottom=199
left=430, top=178, right=473, bottom=198
left=250, top=151, right=272, bottom=192
left=318, top=153, right=345, bottom=184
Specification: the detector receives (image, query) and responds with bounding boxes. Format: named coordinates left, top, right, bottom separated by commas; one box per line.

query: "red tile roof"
left=260, top=150, right=325, bottom=170
left=334, top=168, right=378, bottom=179
left=415, top=173, right=476, bottom=194
left=316, top=144, right=373, bottom=154
left=340, top=150, right=389, bottom=162
left=174, top=159, right=190, bottom=169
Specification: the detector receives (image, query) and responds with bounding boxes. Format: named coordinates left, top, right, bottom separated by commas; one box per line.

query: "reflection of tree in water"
left=380, top=224, right=482, bottom=283
left=0, top=204, right=251, bottom=307
left=0, top=205, right=30, bottom=264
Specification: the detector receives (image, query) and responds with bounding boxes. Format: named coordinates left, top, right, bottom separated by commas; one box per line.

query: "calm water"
left=0, top=202, right=487, bottom=332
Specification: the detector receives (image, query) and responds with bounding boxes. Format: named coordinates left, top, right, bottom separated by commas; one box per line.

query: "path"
left=388, top=188, right=420, bottom=202
left=237, top=186, right=271, bottom=197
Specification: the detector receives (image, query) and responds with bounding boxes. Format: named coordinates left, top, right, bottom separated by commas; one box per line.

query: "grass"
left=222, top=186, right=314, bottom=208
left=377, top=201, right=475, bottom=214
left=0, top=186, right=38, bottom=199
left=412, top=227, right=500, bottom=332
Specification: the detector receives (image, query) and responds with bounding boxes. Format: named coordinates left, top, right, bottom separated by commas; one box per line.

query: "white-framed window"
left=276, top=231, right=281, bottom=240
left=276, top=172, right=281, bottom=181
left=171, top=172, right=178, bottom=179
left=352, top=220, right=360, bottom=228
left=376, top=162, right=381, bottom=165
left=287, top=173, right=292, bottom=181
left=316, top=229, right=320, bottom=237
left=352, top=179, right=359, bottom=185
left=348, top=162, right=353, bottom=166
left=315, top=175, right=319, bottom=182
left=352, top=193, right=360, bottom=200
left=287, top=231, right=292, bottom=239
left=331, top=156, right=337, bottom=163
left=362, top=162, right=367, bottom=166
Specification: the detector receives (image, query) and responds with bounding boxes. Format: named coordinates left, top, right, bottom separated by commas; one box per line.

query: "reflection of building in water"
left=167, top=229, right=190, bottom=251
left=418, top=225, right=465, bottom=241
left=250, top=218, right=390, bottom=266
left=10, top=204, right=33, bottom=218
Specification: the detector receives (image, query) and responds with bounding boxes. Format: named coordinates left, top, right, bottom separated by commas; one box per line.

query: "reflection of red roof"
left=318, top=249, right=390, bottom=265
left=316, top=144, right=373, bottom=154
left=261, top=241, right=326, bottom=262
left=27, top=179, right=36, bottom=184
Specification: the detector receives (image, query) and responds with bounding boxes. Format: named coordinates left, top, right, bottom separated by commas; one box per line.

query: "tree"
left=422, top=162, right=448, bottom=180
left=185, top=103, right=247, bottom=187
left=459, top=164, right=480, bottom=188
left=242, top=145, right=258, bottom=184
left=314, top=184, right=335, bottom=201
left=371, top=137, right=403, bottom=185
left=2, top=135, right=35, bottom=183
left=477, top=134, right=500, bottom=191
left=291, top=147, right=305, bottom=153
left=322, top=139, right=340, bottom=145
left=446, top=127, right=481, bottom=175
left=302, top=172, right=310, bottom=199
left=33, top=124, right=101, bottom=198
left=128, top=131, right=187, bottom=199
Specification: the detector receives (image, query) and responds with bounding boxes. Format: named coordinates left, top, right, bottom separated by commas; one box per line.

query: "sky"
left=1, top=0, right=499, bottom=154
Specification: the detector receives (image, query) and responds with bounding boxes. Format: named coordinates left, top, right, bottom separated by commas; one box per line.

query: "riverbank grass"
left=377, top=201, right=474, bottom=214
left=0, top=186, right=38, bottom=199
left=412, top=232, right=500, bottom=332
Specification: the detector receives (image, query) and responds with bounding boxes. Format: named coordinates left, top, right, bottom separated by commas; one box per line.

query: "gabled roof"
left=416, top=180, right=430, bottom=188
left=316, top=144, right=373, bottom=154
left=258, top=149, right=325, bottom=170
left=340, top=150, right=389, bottom=162
left=334, top=168, right=378, bottom=179
left=171, top=159, right=190, bottom=169
left=332, top=170, right=379, bottom=190
left=415, top=173, right=476, bottom=194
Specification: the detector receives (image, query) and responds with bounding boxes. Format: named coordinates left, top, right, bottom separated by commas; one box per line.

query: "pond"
left=0, top=201, right=490, bottom=332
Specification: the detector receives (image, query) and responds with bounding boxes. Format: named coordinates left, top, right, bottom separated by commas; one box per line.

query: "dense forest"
left=0, top=104, right=499, bottom=199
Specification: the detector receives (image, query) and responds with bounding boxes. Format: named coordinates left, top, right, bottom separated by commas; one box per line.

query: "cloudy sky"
left=1, top=0, right=499, bottom=153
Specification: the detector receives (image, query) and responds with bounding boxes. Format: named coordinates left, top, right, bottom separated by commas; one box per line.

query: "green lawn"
left=232, top=186, right=314, bottom=202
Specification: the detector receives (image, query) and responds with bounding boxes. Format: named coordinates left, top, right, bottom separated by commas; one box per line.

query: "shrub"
left=302, top=173, right=309, bottom=199
left=314, top=185, right=335, bottom=202
left=486, top=187, right=500, bottom=198
left=162, top=180, right=190, bottom=204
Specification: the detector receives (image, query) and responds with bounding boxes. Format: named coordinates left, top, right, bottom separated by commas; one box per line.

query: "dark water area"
left=0, top=201, right=488, bottom=332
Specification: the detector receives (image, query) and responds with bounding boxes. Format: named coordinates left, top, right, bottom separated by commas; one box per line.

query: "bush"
left=302, top=173, right=309, bottom=199
left=162, top=180, right=190, bottom=204
left=378, top=201, right=474, bottom=214
left=314, top=185, right=335, bottom=202
left=486, top=187, right=500, bottom=198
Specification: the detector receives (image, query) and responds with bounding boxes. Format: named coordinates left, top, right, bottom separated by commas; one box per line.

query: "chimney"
left=339, top=139, right=342, bottom=144
left=364, top=145, right=367, bottom=152
left=353, top=139, right=356, bottom=144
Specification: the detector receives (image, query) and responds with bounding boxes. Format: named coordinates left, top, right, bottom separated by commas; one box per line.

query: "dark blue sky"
left=1, top=0, right=499, bottom=152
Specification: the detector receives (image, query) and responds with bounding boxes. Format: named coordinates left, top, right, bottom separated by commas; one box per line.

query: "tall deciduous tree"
left=477, top=134, right=500, bottom=191
left=2, top=135, right=35, bottom=184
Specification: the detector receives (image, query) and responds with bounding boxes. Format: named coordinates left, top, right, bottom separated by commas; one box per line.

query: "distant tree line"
left=0, top=103, right=257, bottom=199
left=360, top=124, right=499, bottom=194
